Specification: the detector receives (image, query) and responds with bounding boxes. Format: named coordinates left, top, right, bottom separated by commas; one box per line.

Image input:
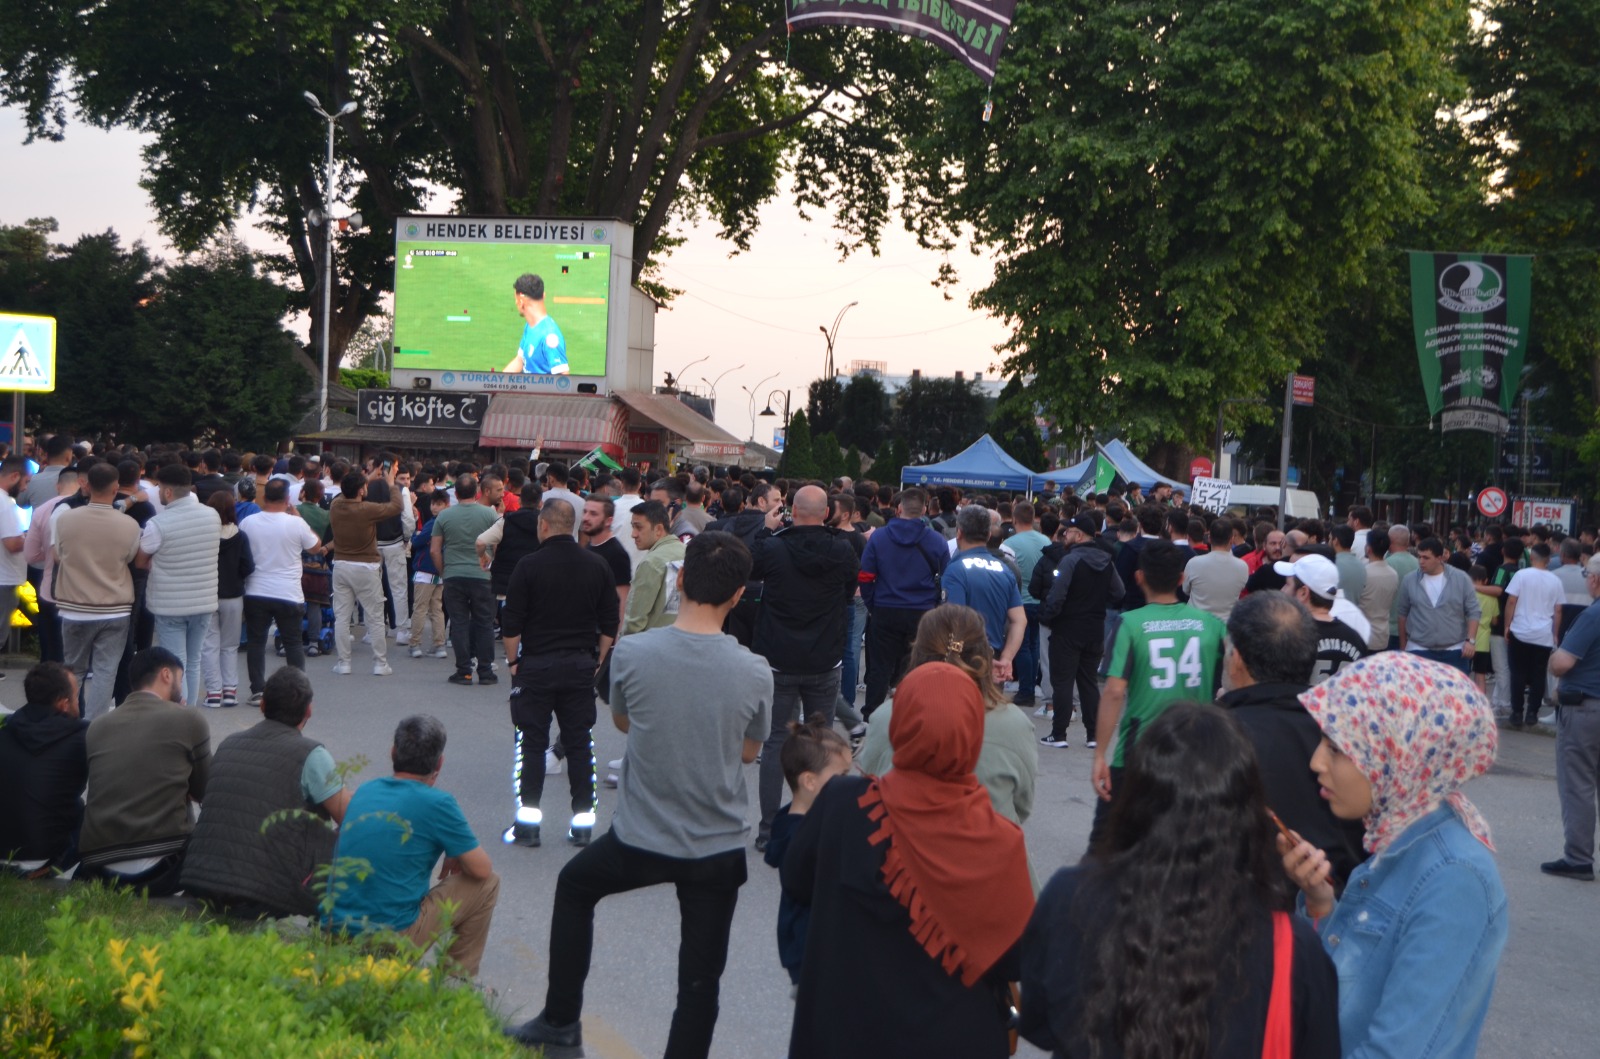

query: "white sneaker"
left=373, top=661, right=394, bottom=676
left=395, top=630, right=410, bottom=645
left=1033, top=702, right=1052, bottom=718
left=608, top=758, right=623, bottom=770
left=361, top=632, right=372, bottom=645
left=545, top=749, right=564, bottom=775
left=331, top=661, right=352, bottom=675
left=433, top=647, right=449, bottom=659
left=408, top=646, right=423, bottom=658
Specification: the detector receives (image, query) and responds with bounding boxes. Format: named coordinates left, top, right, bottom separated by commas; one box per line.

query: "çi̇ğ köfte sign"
left=357, top=390, right=488, bottom=429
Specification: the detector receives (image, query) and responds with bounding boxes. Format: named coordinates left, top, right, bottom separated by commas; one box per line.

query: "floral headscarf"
left=1298, top=652, right=1498, bottom=856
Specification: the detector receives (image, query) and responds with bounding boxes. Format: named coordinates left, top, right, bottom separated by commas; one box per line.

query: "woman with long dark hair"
left=1020, top=704, right=1339, bottom=1058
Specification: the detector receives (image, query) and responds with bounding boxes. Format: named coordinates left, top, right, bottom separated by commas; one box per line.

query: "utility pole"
left=1277, top=372, right=1294, bottom=530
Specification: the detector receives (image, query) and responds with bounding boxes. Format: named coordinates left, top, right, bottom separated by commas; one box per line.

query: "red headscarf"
left=858, top=663, right=1035, bottom=986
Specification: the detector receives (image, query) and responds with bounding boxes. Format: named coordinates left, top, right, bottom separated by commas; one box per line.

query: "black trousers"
left=1507, top=633, right=1552, bottom=720
left=863, top=605, right=927, bottom=717
left=1087, top=765, right=1125, bottom=854
left=244, top=596, right=306, bottom=694
left=444, top=578, right=496, bottom=677
left=1047, top=632, right=1103, bottom=742
left=510, top=651, right=598, bottom=815
left=544, top=830, right=746, bottom=1059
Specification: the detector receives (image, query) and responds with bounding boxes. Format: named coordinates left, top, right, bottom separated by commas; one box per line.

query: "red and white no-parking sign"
left=1476, top=487, right=1508, bottom=518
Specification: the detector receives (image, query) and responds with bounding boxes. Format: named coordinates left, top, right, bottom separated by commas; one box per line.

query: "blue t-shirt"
left=1557, top=600, right=1600, bottom=698
left=517, top=316, right=569, bottom=374
left=943, top=546, right=1023, bottom=651
left=326, top=776, right=480, bottom=932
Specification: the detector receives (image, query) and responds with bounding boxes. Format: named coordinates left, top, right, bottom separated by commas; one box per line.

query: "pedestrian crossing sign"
left=0, top=313, right=57, bottom=392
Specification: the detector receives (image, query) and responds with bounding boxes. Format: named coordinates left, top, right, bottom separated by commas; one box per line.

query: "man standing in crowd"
left=52, top=462, right=141, bottom=720
left=1331, top=524, right=1368, bottom=602
left=943, top=505, right=1026, bottom=680
left=751, top=485, right=858, bottom=850
left=1386, top=524, right=1420, bottom=649
left=499, top=500, right=619, bottom=849
left=1396, top=537, right=1480, bottom=674
left=1543, top=553, right=1600, bottom=882
left=327, top=714, right=501, bottom=977
left=138, top=465, right=221, bottom=706
left=859, top=487, right=948, bottom=720
left=0, top=457, right=34, bottom=639
left=1091, top=542, right=1225, bottom=844
left=1219, top=592, right=1367, bottom=886
left=1181, top=518, right=1249, bottom=622
left=1037, top=513, right=1124, bottom=749
left=432, top=473, right=501, bottom=686
left=1359, top=531, right=1399, bottom=651
left=508, top=532, right=771, bottom=1058
left=624, top=500, right=688, bottom=634
left=329, top=462, right=403, bottom=677
left=1504, top=542, right=1565, bottom=728
left=77, top=648, right=210, bottom=895
left=241, top=480, right=324, bottom=702
left=1006, top=501, right=1051, bottom=709
left=20, top=434, right=69, bottom=508
left=609, top=466, right=646, bottom=569
left=1274, top=554, right=1371, bottom=683
left=540, top=461, right=583, bottom=536
left=583, top=496, right=633, bottom=618
left=180, top=667, right=349, bottom=916
left=0, top=662, right=87, bottom=874
left=366, top=452, right=415, bottom=646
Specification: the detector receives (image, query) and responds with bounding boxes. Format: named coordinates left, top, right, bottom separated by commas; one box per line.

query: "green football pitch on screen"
left=392, top=240, right=611, bottom=374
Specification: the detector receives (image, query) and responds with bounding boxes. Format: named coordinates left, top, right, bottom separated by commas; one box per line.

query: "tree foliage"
left=873, top=437, right=910, bottom=485
left=892, top=375, right=990, bottom=464
left=896, top=0, right=1473, bottom=449
left=807, top=376, right=844, bottom=436
left=835, top=371, right=891, bottom=456
left=1, top=0, right=927, bottom=375
left=778, top=409, right=817, bottom=480
left=0, top=221, right=309, bottom=447
left=812, top=430, right=844, bottom=481
left=989, top=375, right=1045, bottom=471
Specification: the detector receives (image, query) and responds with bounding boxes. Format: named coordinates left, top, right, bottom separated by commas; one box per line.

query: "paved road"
left=15, top=637, right=1595, bottom=1057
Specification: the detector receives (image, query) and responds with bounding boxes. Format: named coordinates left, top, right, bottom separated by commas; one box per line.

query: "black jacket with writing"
left=751, top=524, right=859, bottom=673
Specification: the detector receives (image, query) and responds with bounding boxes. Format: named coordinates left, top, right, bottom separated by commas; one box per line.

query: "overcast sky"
left=0, top=108, right=1015, bottom=440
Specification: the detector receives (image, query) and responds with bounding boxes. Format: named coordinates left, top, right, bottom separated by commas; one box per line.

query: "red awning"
left=479, top=394, right=626, bottom=456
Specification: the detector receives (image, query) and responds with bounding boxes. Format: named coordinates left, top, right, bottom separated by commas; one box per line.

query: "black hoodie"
left=1037, top=538, right=1125, bottom=645
left=0, top=702, right=89, bottom=864
left=751, top=524, right=860, bottom=672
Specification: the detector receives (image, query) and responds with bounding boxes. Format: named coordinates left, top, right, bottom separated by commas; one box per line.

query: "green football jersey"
left=1107, top=602, right=1227, bottom=767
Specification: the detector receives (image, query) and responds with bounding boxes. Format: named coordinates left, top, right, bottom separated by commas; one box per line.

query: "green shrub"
left=0, top=893, right=520, bottom=1058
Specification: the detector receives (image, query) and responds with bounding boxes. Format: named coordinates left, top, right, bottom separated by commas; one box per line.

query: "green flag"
left=576, top=446, right=623, bottom=472
left=1409, top=251, right=1533, bottom=433
left=1075, top=454, right=1126, bottom=496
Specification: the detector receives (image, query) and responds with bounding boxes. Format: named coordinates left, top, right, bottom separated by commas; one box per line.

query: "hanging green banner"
left=1409, top=251, right=1533, bottom=434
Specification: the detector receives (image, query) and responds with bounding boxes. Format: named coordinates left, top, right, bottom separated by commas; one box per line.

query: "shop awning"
left=613, top=391, right=746, bottom=460
left=479, top=394, right=627, bottom=455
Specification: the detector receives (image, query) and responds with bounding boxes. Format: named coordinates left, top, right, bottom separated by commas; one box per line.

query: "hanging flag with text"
left=1408, top=252, right=1532, bottom=434
left=784, top=0, right=1019, bottom=83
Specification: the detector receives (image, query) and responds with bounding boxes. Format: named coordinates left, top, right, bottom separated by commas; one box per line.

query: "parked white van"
left=1222, top=485, right=1323, bottom=521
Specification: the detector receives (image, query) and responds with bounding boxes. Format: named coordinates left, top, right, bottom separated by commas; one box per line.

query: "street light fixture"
left=305, top=91, right=359, bottom=433
left=819, top=301, right=859, bottom=379
left=741, top=372, right=779, bottom=441
left=758, top=388, right=793, bottom=451
left=700, top=363, right=744, bottom=408
left=664, top=355, right=709, bottom=393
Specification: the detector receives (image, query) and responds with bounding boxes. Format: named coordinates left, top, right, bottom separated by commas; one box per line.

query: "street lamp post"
left=304, top=92, right=358, bottom=434
left=758, top=389, right=793, bottom=450
left=664, top=355, right=708, bottom=393
left=818, top=301, right=859, bottom=380
left=700, top=363, right=744, bottom=411
left=742, top=372, right=779, bottom=441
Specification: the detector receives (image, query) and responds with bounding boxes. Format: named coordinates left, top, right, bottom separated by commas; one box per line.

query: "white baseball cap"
left=1274, top=554, right=1340, bottom=598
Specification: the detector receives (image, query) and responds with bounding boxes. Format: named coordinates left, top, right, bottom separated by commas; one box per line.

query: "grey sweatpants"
left=1557, top=702, right=1600, bottom=868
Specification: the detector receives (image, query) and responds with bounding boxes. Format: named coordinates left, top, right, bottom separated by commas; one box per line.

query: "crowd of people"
left=1, top=433, right=1594, bottom=1058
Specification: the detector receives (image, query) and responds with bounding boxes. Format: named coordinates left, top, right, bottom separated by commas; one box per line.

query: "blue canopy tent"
left=1101, top=439, right=1187, bottom=492
left=1035, top=455, right=1094, bottom=487
left=901, top=434, right=1036, bottom=493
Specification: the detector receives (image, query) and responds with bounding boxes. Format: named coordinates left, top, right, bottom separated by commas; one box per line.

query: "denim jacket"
left=1312, top=806, right=1508, bottom=1058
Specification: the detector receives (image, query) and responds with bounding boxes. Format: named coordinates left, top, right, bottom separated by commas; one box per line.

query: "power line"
left=672, top=289, right=995, bottom=340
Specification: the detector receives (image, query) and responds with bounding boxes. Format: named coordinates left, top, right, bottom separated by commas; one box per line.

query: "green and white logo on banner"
left=0, top=313, right=57, bottom=393
left=1408, top=252, right=1531, bottom=434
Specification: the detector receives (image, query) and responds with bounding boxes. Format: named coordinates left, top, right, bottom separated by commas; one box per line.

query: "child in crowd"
left=408, top=491, right=451, bottom=658
left=1471, top=564, right=1499, bottom=699
left=766, top=716, right=852, bottom=994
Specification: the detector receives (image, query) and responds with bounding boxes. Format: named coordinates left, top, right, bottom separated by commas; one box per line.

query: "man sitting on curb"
left=0, top=662, right=88, bottom=875
left=77, top=647, right=211, bottom=895
left=181, top=667, right=350, bottom=917
left=326, top=714, right=500, bottom=978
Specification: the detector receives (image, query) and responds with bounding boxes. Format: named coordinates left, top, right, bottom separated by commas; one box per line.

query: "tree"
left=2, top=1, right=930, bottom=376
left=873, top=437, right=910, bottom=485
left=778, top=409, right=817, bottom=480
left=892, top=375, right=990, bottom=464
left=896, top=0, right=1473, bottom=448
left=807, top=376, right=844, bottom=436
left=812, top=430, right=844, bottom=481
left=844, top=444, right=863, bottom=481
left=835, top=372, right=890, bottom=455
left=989, top=375, right=1046, bottom=471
